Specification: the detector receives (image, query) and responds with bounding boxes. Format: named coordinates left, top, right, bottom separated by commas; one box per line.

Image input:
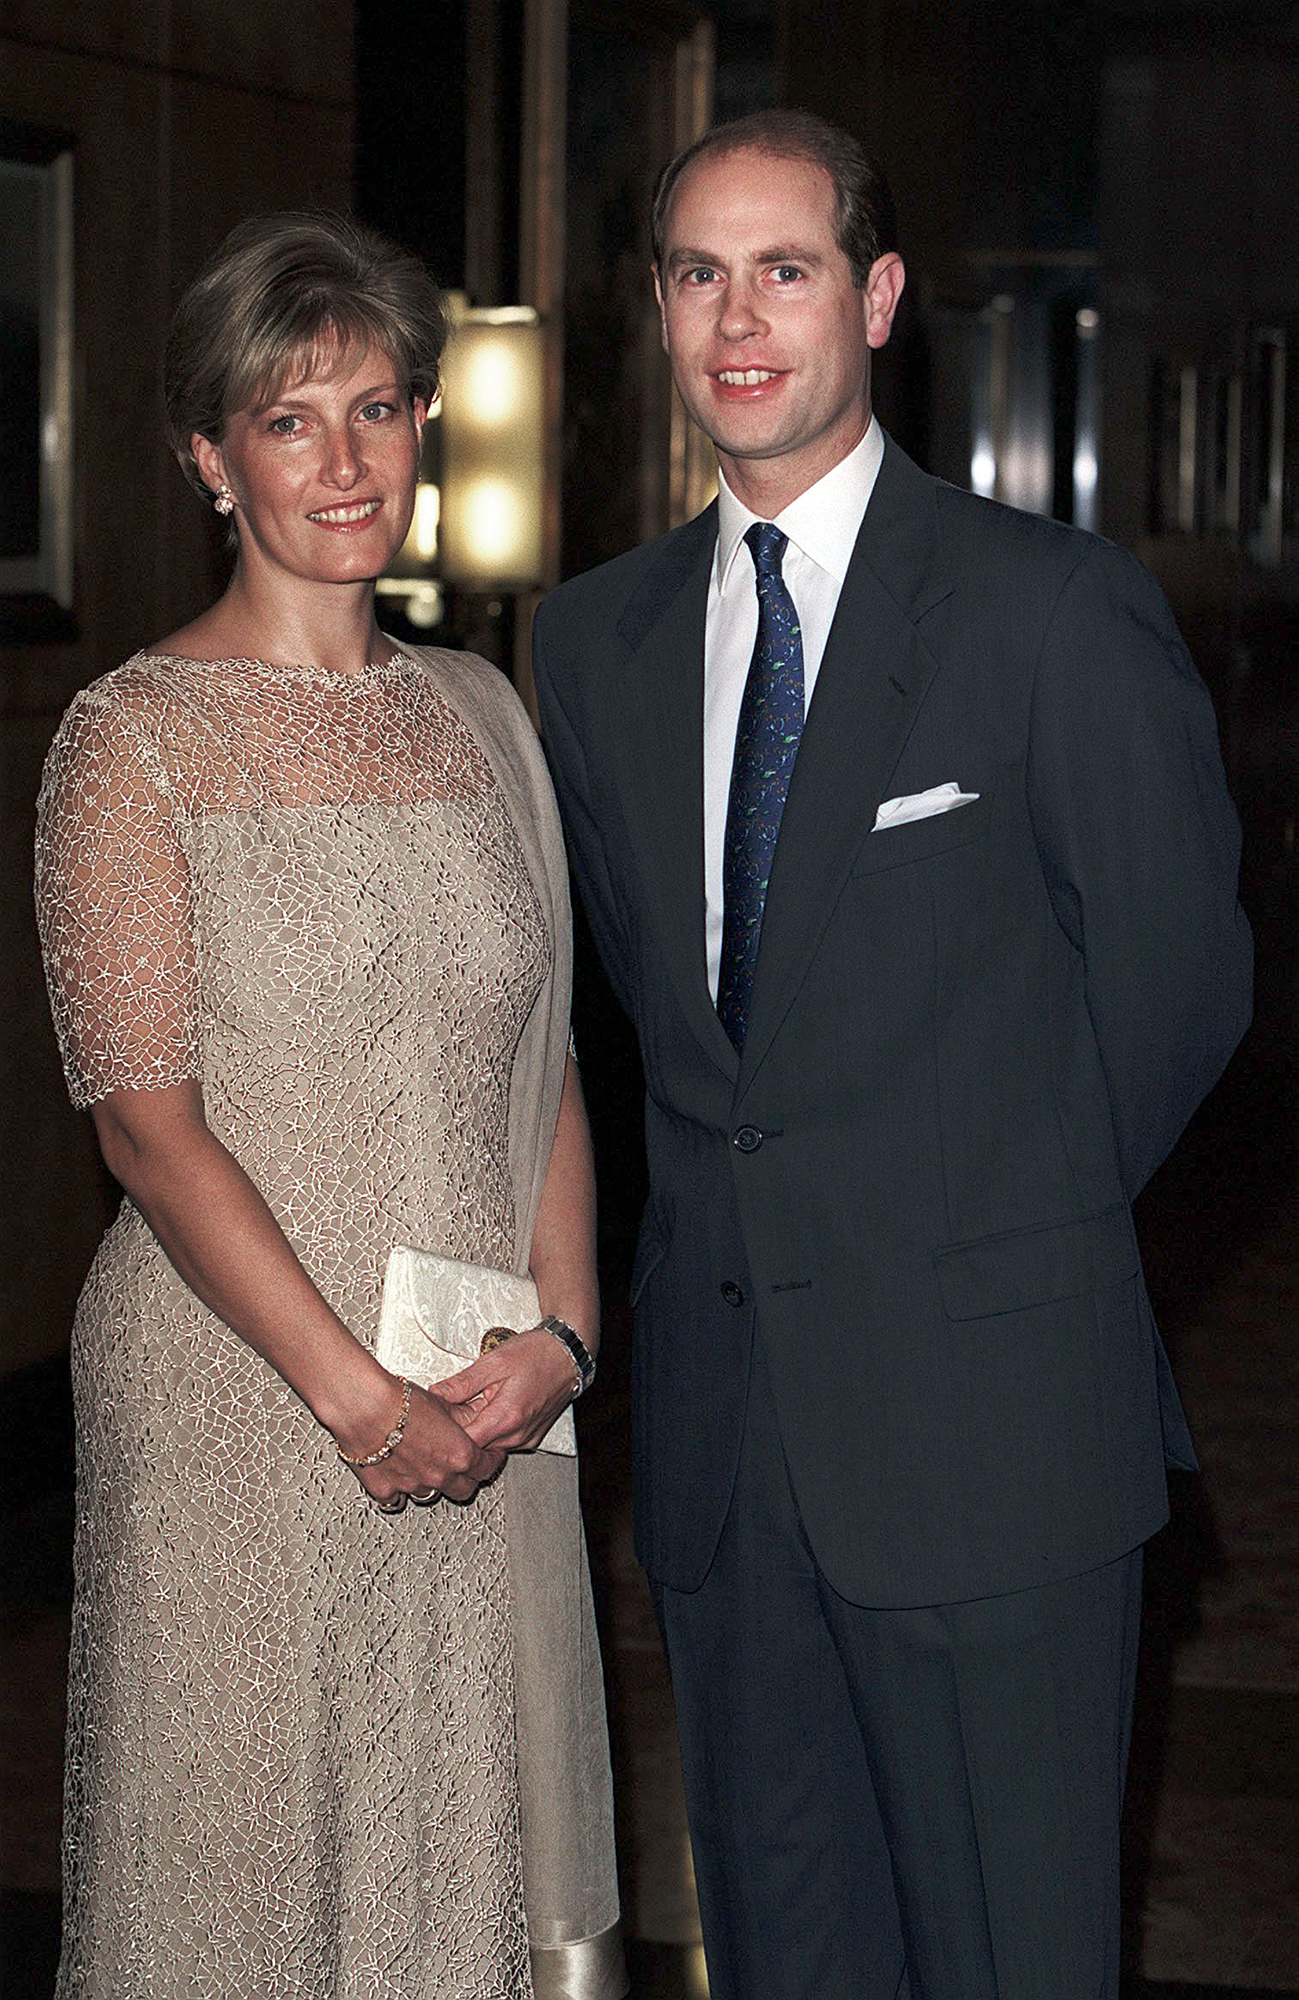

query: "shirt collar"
left=713, top=416, right=885, bottom=592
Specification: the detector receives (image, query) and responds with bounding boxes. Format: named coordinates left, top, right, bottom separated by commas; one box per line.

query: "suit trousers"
left=654, top=1335, right=1144, bottom=2000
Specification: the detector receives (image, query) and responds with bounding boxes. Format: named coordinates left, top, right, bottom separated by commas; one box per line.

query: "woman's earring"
left=214, top=486, right=235, bottom=517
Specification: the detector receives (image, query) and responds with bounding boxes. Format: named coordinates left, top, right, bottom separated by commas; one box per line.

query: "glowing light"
left=685, top=1943, right=711, bottom=1996
left=970, top=443, right=997, bottom=497
left=439, top=310, right=545, bottom=588
left=408, top=482, right=440, bottom=563
left=462, top=338, right=527, bottom=426
left=403, top=582, right=443, bottom=628
left=460, top=477, right=530, bottom=572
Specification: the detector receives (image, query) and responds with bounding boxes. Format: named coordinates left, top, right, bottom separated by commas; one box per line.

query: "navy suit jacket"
left=534, top=434, right=1252, bottom=1607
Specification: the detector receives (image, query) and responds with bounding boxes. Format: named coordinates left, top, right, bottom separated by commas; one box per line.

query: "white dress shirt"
left=704, top=417, right=885, bottom=998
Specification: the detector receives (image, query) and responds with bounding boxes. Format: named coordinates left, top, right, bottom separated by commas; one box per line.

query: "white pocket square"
left=872, top=783, right=980, bottom=831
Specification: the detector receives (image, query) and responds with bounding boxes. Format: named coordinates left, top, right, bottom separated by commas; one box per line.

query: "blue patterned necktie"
left=716, top=522, right=805, bottom=1050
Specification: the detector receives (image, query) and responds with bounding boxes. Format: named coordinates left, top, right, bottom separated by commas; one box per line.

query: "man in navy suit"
left=533, top=109, right=1251, bottom=1999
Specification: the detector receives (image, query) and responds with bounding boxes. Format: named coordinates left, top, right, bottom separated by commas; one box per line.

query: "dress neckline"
left=133, top=650, right=417, bottom=691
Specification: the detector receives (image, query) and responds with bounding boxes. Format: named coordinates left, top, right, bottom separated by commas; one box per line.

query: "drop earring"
left=214, top=486, right=235, bottom=517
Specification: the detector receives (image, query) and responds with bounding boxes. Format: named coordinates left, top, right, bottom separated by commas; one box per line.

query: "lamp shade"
left=438, top=307, right=545, bottom=591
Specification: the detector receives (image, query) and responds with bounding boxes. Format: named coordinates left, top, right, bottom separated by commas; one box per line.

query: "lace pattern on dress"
left=36, top=651, right=552, bottom=1998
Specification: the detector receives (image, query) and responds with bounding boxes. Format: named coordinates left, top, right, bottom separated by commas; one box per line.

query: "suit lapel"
left=737, top=439, right=955, bottom=1094
left=612, top=505, right=740, bottom=1075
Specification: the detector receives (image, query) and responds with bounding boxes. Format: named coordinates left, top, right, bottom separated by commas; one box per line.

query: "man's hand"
left=435, top=1328, right=579, bottom=1452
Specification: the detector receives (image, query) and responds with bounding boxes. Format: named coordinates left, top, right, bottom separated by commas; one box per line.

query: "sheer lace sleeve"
left=35, top=678, right=200, bottom=1108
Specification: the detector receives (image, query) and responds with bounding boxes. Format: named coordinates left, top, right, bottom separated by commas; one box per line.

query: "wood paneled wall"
left=1, top=4, right=353, bottom=1373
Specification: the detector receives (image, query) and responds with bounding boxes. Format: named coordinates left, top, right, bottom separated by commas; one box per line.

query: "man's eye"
left=772, top=265, right=804, bottom=283
left=683, top=267, right=717, bottom=286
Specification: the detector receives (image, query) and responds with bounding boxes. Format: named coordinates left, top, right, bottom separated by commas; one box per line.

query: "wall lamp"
left=438, top=304, right=545, bottom=592
left=379, top=302, right=547, bottom=629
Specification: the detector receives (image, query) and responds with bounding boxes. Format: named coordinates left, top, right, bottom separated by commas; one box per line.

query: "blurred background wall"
left=1, top=3, right=1295, bottom=1992
left=1, top=0, right=355, bottom=1377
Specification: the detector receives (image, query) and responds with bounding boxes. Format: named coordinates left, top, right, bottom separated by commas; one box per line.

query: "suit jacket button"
left=732, top=1125, right=763, bottom=1153
left=720, top=1280, right=744, bottom=1307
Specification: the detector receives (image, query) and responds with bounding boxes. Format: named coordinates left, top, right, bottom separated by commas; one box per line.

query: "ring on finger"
left=411, top=1487, right=441, bottom=1505
left=372, top=1493, right=406, bottom=1514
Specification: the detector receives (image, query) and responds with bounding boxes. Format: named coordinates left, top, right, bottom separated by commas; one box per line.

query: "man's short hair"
left=651, top=108, right=897, bottom=289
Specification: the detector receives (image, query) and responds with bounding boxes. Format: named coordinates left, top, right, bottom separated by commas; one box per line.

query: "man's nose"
left=716, top=280, right=768, bottom=342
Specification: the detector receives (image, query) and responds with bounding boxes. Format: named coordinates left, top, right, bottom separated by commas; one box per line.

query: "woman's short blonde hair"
left=164, top=211, right=448, bottom=501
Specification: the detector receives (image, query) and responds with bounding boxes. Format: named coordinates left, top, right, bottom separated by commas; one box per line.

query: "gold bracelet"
left=337, top=1377, right=413, bottom=1468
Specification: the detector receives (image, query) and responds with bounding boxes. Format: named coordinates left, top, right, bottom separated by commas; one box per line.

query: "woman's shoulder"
left=406, top=641, right=525, bottom=718
left=52, top=652, right=180, bottom=744
left=403, top=640, right=564, bottom=863
left=42, top=653, right=212, bottom=810
left=405, top=642, right=544, bottom=767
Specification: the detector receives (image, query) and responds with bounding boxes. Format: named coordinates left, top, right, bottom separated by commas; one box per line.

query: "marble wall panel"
left=168, top=0, right=352, bottom=105
left=1, top=6, right=353, bottom=1377
left=0, top=38, right=168, bottom=707
left=4, top=0, right=352, bottom=101
left=0, top=0, right=164, bottom=65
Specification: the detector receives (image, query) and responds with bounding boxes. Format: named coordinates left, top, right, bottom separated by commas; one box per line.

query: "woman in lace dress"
left=35, top=215, right=624, bottom=2000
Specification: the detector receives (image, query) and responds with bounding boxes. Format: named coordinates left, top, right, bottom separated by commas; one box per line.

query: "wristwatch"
left=538, top=1314, right=597, bottom=1396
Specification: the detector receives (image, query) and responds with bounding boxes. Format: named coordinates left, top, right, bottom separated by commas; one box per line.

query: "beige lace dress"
left=35, top=646, right=622, bottom=2000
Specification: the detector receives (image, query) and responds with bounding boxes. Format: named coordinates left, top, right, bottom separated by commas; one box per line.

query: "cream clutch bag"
left=376, top=1246, right=576, bottom=1456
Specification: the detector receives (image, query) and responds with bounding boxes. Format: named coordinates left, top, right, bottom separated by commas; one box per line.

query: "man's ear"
left=864, top=252, right=906, bottom=352
left=653, top=266, right=669, bottom=355
left=190, top=431, right=227, bottom=498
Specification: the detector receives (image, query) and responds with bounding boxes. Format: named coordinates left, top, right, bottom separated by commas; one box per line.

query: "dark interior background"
left=1, top=3, right=1295, bottom=1993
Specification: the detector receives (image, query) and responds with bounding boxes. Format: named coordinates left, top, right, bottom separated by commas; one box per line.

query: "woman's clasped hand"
left=340, top=1372, right=506, bottom=1511
left=348, top=1322, right=584, bottom=1510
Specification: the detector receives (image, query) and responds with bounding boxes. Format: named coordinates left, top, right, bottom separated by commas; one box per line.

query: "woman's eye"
left=359, top=402, right=394, bottom=422
left=268, top=414, right=301, bottom=436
